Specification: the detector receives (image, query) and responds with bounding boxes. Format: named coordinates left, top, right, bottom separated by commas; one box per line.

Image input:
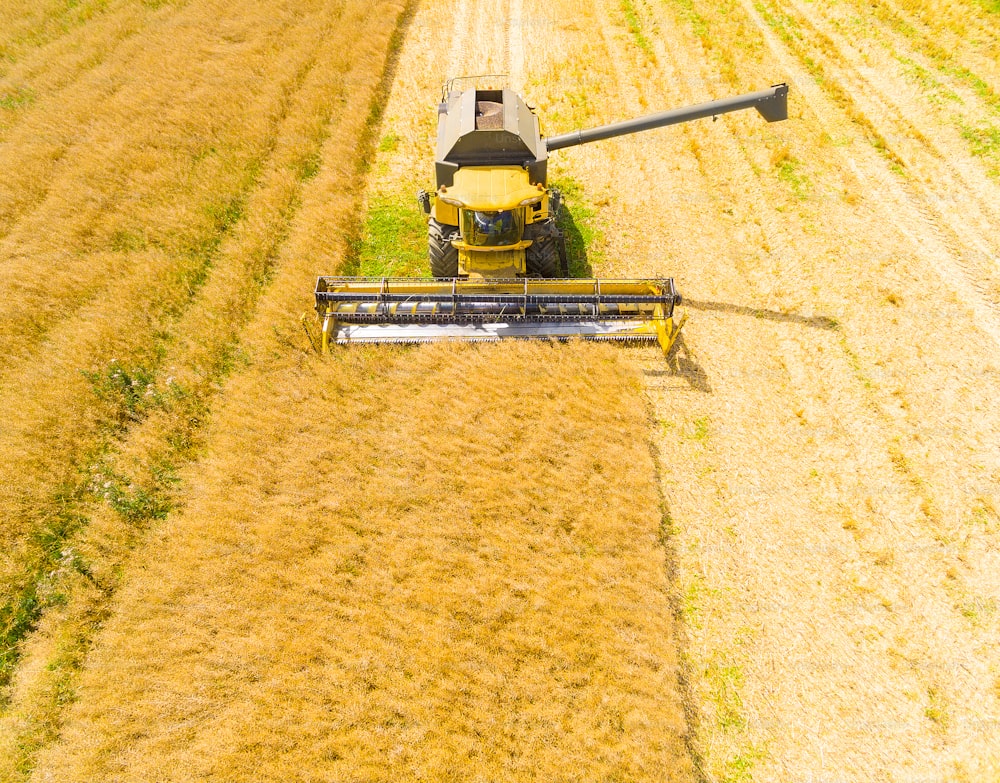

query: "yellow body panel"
left=429, top=166, right=557, bottom=279
left=458, top=247, right=526, bottom=277
left=433, top=199, right=459, bottom=225
left=438, top=166, right=543, bottom=211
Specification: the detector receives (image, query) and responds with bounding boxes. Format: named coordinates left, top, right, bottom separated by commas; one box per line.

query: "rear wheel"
left=428, top=219, right=459, bottom=277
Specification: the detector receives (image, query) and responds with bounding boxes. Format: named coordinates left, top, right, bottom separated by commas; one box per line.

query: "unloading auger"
left=315, top=78, right=788, bottom=354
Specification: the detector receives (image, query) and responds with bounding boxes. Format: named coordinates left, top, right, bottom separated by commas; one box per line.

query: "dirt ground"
left=2, top=0, right=999, bottom=780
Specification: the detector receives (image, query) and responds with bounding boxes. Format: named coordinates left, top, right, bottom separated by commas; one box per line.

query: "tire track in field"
left=739, top=0, right=1000, bottom=350
left=874, top=0, right=1000, bottom=98
left=771, top=0, right=1000, bottom=303
left=445, top=0, right=471, bottom=78
left=508, top=0, right=525, bottom=91
left=446, top=0, right=516, bottom=87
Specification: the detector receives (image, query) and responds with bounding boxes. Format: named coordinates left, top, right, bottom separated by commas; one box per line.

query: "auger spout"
left=543, top=84, right=789, bottom=151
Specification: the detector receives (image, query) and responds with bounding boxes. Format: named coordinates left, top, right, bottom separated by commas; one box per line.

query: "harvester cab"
left=424, top=84, right=555, bottom=279
left=315, top=79, right=789, bottom=354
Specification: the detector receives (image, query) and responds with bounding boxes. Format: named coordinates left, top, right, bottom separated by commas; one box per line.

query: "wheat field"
left=3, top=0, right=1000, bottom=780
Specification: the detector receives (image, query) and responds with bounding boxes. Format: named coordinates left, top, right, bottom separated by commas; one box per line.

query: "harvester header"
left=315, top=276, right=683, bottom=352
left=315, top=78, right=789, bottom=355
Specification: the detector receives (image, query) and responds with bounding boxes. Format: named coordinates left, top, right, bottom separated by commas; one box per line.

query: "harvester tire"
left=526, top=237, right=561, bottom=277
left=429, top=219, right=459, bottom=278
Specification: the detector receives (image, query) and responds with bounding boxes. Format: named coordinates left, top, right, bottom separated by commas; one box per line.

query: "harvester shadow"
left=682, top=297, right=839, bottom=330
left=641, top=333, right=712, bottom=393
left=644, top=300, right=837, bottom=391
left=671, top=335, right=712, bottom=393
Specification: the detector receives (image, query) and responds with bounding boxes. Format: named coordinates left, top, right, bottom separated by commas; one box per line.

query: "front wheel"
left=525, top=236, right=561, bottom=277
left=428, top=219, right=459, bottom=278
left=525, top=219, right=568, bottom=277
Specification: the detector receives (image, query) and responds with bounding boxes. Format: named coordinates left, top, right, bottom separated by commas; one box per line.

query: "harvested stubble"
left=491, top=0, right=1000, bottom=778
left=31, top=342, right=694, bottom=782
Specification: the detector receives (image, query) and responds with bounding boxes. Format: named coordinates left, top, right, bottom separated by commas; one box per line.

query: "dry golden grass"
left=0, top=0, right=334, bottom=616
left=30, top=342, right=694, bottom=782
left=1, top=0, right=411, bottom=777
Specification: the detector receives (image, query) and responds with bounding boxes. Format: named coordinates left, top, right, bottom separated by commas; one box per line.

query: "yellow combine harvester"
left=316, top=77, right=788, bottom=354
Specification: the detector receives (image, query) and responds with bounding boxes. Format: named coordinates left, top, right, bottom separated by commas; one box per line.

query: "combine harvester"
left=315, top=78, right=788, bottom=355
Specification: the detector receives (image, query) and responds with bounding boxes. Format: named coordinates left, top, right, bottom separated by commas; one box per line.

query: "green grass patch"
left=81, top=360, right=159, bottom=427
left=896, top=56, right=960, bottom=103
left=0, top=485, right=91, bottom=695
left=754, top=0, right=801, bottom=44
left=345, top=194, right=428, bottom=277
left=92, top=463, right=176, bottom=524
left=109, top=228, right=149, bottom=253
left=1, top=584, right=42, bottom=692
left=546, top=87, right=595, bottom=131
left=960, top=123, right=1000, bottom=156
left=957, top=594, right=997, bottom=626
left=621, top=0, right=655, bottom=57
left=970, top=497, right=999, bottom=531
left=942, top=65, right=1000, bottom=114
left=923, top=685, right=950, bottom=729
left=776, top=157, right=812, bottom=199
left=378, top=131, right=400, bottom=152
left=1, top=368, right=210, bottom=701
left=681, top=574, right=708, bottom=629
left=297, top=150, right=322, bottom=181
left=0, top=87, right=35, bottom=111
left=721, top=743, right=767, bottom=783
left=838, top=332, right=874, bottom=391
left=705, top=654, right=746, bottom=730
left=681, top=415, right=711, bottom=442
left=671, top=0, right=710, bottom=44
left=550, top=176, right=602, bottom=277
left=959, top=121, right=1000, bottom=176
